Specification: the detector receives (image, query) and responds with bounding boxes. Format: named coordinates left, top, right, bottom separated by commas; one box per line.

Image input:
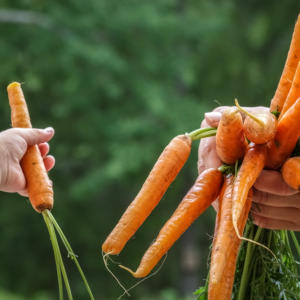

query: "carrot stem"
left=46, top=210, right=95, bottom=300
left=187, top=127, right=217, bottom=141
left=290, top=231, right=300, bottom=257
left=235, top=98, right=264, bottom=127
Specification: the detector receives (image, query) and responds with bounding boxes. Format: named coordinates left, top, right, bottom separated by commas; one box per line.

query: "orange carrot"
left=119, top=168, right=223, bottom=278
left=279, top=61, right=300, bottom=119
left=270, top=14, right=300, bottom=113
left=232, top=143, right=266, bottom=238
left=216, top=107, right=247, bottom=164
left=235, top=99, right=277, bottom=144
left=208, top=176, right=252, bottom=300
left=7, top=82, right=53, bottom=213
left=266, top=98, right=300, bottom=169
left=281, top=156, right=300, bottom=189
left=102, top=134, right=192, bottom=255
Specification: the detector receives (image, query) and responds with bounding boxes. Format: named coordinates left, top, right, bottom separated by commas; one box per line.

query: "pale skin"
left=198, top=106, right=300, bottom=231
left=0, top=127, right=55, bottom=196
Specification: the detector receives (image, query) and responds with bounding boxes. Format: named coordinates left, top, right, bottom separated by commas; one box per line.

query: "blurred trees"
left=0, top=1, right=299, bottom=299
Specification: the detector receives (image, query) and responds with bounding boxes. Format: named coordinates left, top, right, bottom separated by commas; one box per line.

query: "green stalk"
left=46, top=210, right=95, bottom=300
left=290, top=231, right=300, bottom=257
left=187, top=127, right=217, bottom=141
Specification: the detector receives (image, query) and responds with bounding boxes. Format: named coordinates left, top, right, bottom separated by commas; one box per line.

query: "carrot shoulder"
left=208, top=176, right=252, bottom=300
left=232, top=143, right=266, bottom=236
left=270, top=14, right=300, bottom=113
left=121, top=168, right=223, bottom=278
left=266, top=98, right=300, bottom=169
left=7, top=82, right=53, bottom=212
left=216, top=107, right=247, bottom=164
left=102, top=134, right=192, bottom=255
left=281, top=157, right=300, bottom=189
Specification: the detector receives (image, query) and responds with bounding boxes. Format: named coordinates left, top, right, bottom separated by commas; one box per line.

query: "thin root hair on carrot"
left=102, top=251, right=130, bottom=297
left=117, top=254, right=168, bottom=300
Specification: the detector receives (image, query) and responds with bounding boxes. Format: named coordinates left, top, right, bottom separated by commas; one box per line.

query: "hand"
left=198, top=106, right=300, bottom=231
left=0, top=127, right=55, bottom=196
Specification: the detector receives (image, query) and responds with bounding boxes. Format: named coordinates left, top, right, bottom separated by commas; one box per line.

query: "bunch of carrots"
left=103, top=14, right=300, bottom=299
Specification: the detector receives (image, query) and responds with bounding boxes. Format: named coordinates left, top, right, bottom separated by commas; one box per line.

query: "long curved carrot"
left=270, top=14, right=300, bottom=113
left=119, top=168, right=223, bottom=278
left=216, top=107, right=247, bottom=164
left=102, top=134, right=192, bottom=255
left=7, top=82, right=53, bottom=212
left=279, top=61, right=300, bottom=119
left=266, top=98, right=300, bottom=169
left=281, top=156, right=300, bottom=189
left=232, top=143, right=266, bottom=238
left=208, top=176, right=252, bottom=300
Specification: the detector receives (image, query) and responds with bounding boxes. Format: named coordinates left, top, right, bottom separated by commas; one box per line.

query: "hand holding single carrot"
left=198, top=106, right=300, bottom=230
left=0, top=127, right=55, bottom=196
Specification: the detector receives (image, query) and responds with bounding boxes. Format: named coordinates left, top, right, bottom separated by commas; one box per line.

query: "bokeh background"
left=0, top=1, right=299, bottom=299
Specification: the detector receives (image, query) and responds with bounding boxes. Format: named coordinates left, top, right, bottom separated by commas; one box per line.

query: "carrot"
left=232, top=143, right=266, bottom=238
left=266, top=98, right=300, bottom=169
left=235, top=99, right=277, bottom=144
left=279, top=61, right=300, bottom=120
left=208, top=176, right=252, bottom=300
left=216, top=107, right=247, bottom=164
left=7, top=82, right=53, bottom=212
left=119, top=168, right=223, bottom=278
left=270, top=14, right=300, bottom=114
left=102, top=134, right=192, bottom=255
left=281, top=156, right=300, bottom=189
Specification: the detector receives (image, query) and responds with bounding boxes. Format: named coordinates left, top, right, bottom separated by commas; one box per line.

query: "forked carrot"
left=216, top=107, right=247, bottom=164
left=119, top=168, right=223, bottom=278
left=281, top=156, right=300, bottom=189
left=7, top=82, right=53, bottom=212
left=235, top=99, right=277, bottom=144
left=232, top=143, right=266, bottom=238
left=102, top=134, right=192, bottom=255
left=266, top=98, right=300, bottom=169
left=208, top=176, right=252, bottom=300
left=270, top=14, right=300, bottom=113
left=279, top=61, right=300, bottom=119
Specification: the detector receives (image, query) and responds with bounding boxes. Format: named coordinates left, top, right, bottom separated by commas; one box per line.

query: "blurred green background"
left=0, top=1, right=299, bottom=299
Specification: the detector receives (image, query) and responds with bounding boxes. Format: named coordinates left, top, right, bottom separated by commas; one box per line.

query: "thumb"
left=14, top=127, right=54, bottom=146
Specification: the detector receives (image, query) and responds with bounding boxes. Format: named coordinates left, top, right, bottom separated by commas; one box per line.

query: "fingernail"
left=44, top=127, right=54, bottom=133
left=204, top=112, right=221, bottom=125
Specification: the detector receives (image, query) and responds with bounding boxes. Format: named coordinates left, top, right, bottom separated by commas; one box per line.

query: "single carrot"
left=102, top=134, right=192, bottom=255
left=266, top=98, right=300, bottom=169
left=208, top=176, right=252, bottom=300
left=270, top=14, right=300, bottom=113
left=235, top=99, right=277, bottom=144
left=281, top=156, right=300, bottom=189
left=216, top=107, right=247, bottom=164
left=279, top=61, right=300, bottom=120
left=7, top=82, right=53, bottom=212
left=232, top=143, right=266, bottom=238
left=119, top=168, right=223, bottom=278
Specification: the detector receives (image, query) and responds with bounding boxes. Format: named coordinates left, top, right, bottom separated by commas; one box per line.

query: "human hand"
left=198, top=106, right=300, bottom=230
left=0, top=127, right=55, bottom=196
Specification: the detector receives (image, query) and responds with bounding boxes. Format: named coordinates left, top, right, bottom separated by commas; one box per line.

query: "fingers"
left=38, top=142, right=50, bottom=157
left=10, top=127, right=55, bottom=146
left=254, top=169, right=298, bottom=196
left=205, top=112, right=222, bottom=127
left=253, top=189, right=300, bottom=208
left=44, top=155, right=55, bottom=171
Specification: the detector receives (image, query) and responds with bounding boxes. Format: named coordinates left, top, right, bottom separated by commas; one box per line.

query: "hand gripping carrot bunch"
left=103, top=14, right=300, bottom=298
left=7, top=83, right=94, bottom=300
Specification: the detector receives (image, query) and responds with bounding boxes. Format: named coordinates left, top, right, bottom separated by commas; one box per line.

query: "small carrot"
left=281, top=156, right=300, bottom=189
left=102, top=134, right=192, bottom=255
left=119, top=168, right=223, bottom=278
left=266, top=98, right=300, bottom=169
left=7, top=82, right=53, bottom=212
left=232, top=143, right=266, bottom=238
left=208, top=176, right=252, bottom=300
left=216, top=107, right=247, bottom=164
left=270, top=14, right=300, bottom=114
left=279, top=61, right=300, bottom=120
left=235, top=99, right=277, bottom=144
